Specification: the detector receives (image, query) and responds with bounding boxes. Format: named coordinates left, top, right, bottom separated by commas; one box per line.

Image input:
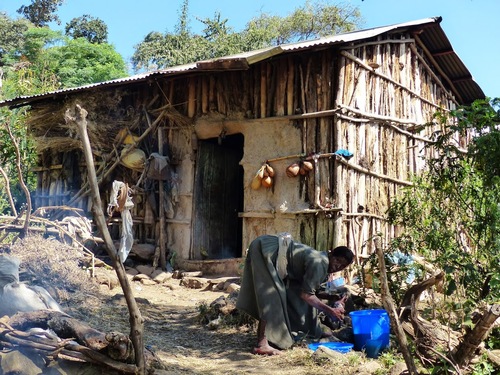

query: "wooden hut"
left=0, top=17, right=484, bottom=273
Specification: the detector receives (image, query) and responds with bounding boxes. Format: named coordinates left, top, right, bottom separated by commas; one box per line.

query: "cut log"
left=400, top=271, right=445, bottom=321
left=453, top=304, right=500, bottom=368
left=0, top=310, right=140, bottom=374
left=7, top=310, right=132, bottom=358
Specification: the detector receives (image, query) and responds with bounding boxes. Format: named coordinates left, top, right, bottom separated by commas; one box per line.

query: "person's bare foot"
left=252, top=344, right=281, bottom=355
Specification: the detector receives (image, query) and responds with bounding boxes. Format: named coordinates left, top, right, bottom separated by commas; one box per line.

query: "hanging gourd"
left=286, top=162, right=300, bottom=177
left=251, top=163, right=275, bottom=190
left=299, top=160, right=313, bottom=175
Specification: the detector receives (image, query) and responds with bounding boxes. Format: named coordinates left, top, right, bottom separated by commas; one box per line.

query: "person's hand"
left=330, top=304, right=345, bottom=321
left=338, top=294, right=348, bottom=305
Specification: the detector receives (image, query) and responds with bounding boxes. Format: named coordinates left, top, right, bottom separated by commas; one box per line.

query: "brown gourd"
left=286, top=163, right=300, bottom=177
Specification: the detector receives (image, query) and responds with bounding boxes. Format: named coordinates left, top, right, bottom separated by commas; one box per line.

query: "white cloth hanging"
left=108, top=180, right=134, bottom=263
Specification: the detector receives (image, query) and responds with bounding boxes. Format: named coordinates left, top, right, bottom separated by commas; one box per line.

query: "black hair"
left=330, top=246, right=354, bottom=264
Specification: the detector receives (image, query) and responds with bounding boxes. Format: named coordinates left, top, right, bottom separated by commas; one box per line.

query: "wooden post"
left=65, top=104, right=146, bottom=375
left=374, top=237, right=419, bottom=375
left=188, top=77, right=196, bottom=118
left=158, top=127, right=167, bottom=270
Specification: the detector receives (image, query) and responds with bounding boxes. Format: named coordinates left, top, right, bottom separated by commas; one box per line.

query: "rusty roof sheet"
left=0, top=16, right=484, bottom=108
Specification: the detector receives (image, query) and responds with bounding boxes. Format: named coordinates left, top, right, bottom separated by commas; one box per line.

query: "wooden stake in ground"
left=374, top=237, right=419, bottom=375
left=65, top=104, right=146, bottom=375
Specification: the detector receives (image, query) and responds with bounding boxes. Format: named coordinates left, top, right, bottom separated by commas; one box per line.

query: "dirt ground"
left=8, top=235, right=398, bottom=375
left=65, top=268, right=391, bottom=375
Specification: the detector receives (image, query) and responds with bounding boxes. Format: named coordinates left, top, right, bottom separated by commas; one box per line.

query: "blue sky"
left=2, top=0, right=498, bottom=98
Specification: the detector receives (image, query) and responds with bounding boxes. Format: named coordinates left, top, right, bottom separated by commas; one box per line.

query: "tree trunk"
left=5, top=123, right=32, bottom=237
left=65, top=104, right=146, bottom=374
left=453, top=304, right=500, bottom=368
left=400, top=271, right=445, bottom=321
left=0, top=167, right=17, bottom=216
left=374, top=237, right=419, bottom=374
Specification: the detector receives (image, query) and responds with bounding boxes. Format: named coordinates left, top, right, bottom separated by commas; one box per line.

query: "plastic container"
left=349, top=309, right=390, bottom=358
left=332, top=277, right=345, bottom=287
left=307, top=342, right=354, bottom=353
left=326, top=277, right=345, bottom=292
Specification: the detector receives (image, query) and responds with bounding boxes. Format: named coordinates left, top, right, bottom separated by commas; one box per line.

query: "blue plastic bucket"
left=349, top=309, right=390, bottom=358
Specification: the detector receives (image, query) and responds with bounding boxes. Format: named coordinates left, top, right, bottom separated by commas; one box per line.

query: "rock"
left=357, top=360, right=383, bottom=374
left=225, top=283, right=240, bottom=293
left=141, top=278, right=157, bottom=286
left=180, top=277, right=208, bottom=289
left=181, top=271, right=203, bottom=278
left=136, top=264, right=155, bottom=276
left=172, top=270, right=183, bottom=279
left=313, top=345, right=344, bottom=360
left=0, top=349, right=106, bottom=375
left=125, top=269, right=137, bottom=281
left=210, top=296, right=227, bottom=309
left=206, top=277, right=240, bottom=291
left=133, top=273, right=150, bottom=281
left=131, top=243, right=156, bottom=261
left=152, top=270, right=172, bottom=283
left=389, top=361, right=408, bottom=375
left=94, top=269, right=120, bottom=289
left=0, top=350, right=44, bottom=375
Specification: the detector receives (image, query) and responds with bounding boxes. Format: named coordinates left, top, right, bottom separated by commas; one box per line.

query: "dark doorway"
left=192, top=133, right=244, bottom=259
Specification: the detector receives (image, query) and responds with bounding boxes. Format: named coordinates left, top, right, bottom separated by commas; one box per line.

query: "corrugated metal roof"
left=0, top=17, right=484, bottom=108
left=0, top=62, right=198, bottom=108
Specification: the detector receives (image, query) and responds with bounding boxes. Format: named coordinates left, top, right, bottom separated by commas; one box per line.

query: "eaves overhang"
left=0, top=16, right=484, bottom=108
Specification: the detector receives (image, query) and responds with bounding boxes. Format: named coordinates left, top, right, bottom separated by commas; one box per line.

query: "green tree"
left=0, top=107, right=37, bottom=215
left=47, top=37, right=127, bottom=87
left=387, top=98, right=500, bottom=314
left=243, top=0, right=361, bottom=48
left=65, top=14, right=108, bottom=44
left=0, top=9, right=126, bottom=218
left=17, top=0, right=65, bottom=27
left=2, top=26, right=127, bottom=97
left=0, top=13, right=32, bottom=66
left=132, top=0, right=362, bottom=71
left=1, top=27, right=62, bottom=98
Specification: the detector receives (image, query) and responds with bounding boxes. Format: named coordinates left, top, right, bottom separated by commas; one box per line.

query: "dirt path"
left=67, top=273, right=365, bottom=375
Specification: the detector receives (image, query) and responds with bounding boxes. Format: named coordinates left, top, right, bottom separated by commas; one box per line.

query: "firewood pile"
left=0, top=237, right=164, bottom=374
left=0, top=310, right=138, bottom=374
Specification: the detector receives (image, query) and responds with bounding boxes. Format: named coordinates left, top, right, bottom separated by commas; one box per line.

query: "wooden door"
left=192, top=134, right=244, bottom=259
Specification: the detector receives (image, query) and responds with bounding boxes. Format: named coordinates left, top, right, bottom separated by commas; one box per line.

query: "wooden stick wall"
left=334, top=36, right=458, bottom=255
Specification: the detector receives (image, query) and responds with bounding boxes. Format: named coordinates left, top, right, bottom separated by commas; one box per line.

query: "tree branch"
left=64, top=104, right=146, bottom=375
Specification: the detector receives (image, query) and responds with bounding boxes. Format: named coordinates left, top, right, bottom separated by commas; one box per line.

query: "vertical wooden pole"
left=333, top=56, right=346, bottom=248
left=188, top=77, right=196, bottom=118
left=374, top=237, right=418, bottom=375
left=158, top=127, right=167, bottom=270
left=66, top=104, right=145, bottom=374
